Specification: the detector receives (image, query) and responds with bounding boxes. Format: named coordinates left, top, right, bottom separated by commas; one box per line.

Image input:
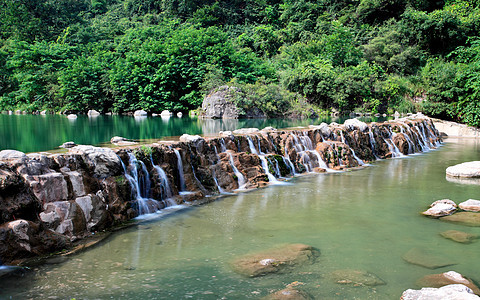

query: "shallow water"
left=1, top=138, right=480, bottom=299
left=0, top=114, right=386, bottom=153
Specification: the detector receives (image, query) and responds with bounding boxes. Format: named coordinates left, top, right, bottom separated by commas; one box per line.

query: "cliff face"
left=0, top=115, right=441, bottom=265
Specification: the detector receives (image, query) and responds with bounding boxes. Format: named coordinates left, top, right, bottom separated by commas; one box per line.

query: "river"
left=1, top=137, right=479, bottom=299
left=0, top=114, right=384, bottom=153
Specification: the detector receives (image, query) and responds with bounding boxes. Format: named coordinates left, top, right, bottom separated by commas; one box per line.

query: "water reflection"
left=0, top=114, right=388, bottom=153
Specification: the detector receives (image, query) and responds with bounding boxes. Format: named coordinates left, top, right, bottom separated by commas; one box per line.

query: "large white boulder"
left=401, top=284, right=480, bottom=300
left=447, top=161, right=480, bottom=178
left=179, top=134, right=203, bottom=143
left=133, top=110, right=147, bottom=117
left=423, top=199, right=457, bottom=217
left=344, top=119, right=368, bottom=132
left=459, top=199, right=480, bottom=212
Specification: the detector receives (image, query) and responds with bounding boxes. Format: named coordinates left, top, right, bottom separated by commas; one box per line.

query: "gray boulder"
left=68, top=145, right=122, bottom=178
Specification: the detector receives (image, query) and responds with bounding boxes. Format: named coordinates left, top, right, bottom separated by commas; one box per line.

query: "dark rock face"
left=0, top=115, right=441, bottom=264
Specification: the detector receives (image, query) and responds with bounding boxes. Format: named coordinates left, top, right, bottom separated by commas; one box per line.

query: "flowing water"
left=1, top=138, right=480, bottom=299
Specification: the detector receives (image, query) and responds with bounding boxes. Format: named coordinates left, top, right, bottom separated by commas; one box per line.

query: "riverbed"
left=1, top=137, right=479, bottom=299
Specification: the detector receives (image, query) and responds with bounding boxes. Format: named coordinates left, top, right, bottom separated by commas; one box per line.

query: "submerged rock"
left=402, top=248, right=457, bottom=269
left=329, top=269, right=386, bottom=286
left=459, top=199, right=480, bottom=212
left=416, top=271, right=480, bottom=295
left=440, top=230, right=478, bottom=243
left=446, top=161, right=480, bottom=178
left=401, top=284, right=480, bottom=300
left=263, top=286, right=312, bottom=300
left=440, top=212, right=480, bottom=226
left=230, top=243, right=318, bottom=277
left=422, top=199, right=457, bottom=217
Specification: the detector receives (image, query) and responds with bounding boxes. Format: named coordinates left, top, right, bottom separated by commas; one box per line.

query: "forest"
left=0, top=0, right=479, bottom=126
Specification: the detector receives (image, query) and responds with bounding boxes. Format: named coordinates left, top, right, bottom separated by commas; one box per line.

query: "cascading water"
left=125, top=153, right=162, bottom=216
left=247, top=136, right=258, bottom=155
left=150, top=156, right=175, bottom=206
left=173, top=149, right=187, bottom=193
left=339, top=131, right=365, bottom=166
left=368, top=128, right=380, bottom=159
left=259, top=156, right=280, bottom=184
left=227, top=152, right=246, bottom=189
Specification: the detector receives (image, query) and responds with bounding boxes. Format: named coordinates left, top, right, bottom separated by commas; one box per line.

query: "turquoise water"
left=1, top=138, right=479, bottom=299
left=0, top=114, right=385, bottom=153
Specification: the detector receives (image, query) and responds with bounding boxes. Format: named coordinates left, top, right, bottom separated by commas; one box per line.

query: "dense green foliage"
left=1, top=0, right=480, bottom=126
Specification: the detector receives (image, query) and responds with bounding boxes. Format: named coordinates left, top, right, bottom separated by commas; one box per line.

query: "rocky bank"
left=0, top=114, right=441, bottom=265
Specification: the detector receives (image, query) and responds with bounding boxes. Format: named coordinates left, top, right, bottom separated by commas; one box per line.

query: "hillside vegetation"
left=0, top=0, right=479, bottom=125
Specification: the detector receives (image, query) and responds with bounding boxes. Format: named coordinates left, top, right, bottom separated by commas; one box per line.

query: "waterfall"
left=125, top=152, right=162, bottom=215
left=289, top=132, right=331, bottom=172
left=247, top=136, right=258, bottom=155
left=259, top=156, right=280, bottom=184
left=150, top=156, right=175, bottom=206
left=219, top=138, right=227, bottom=152
left=173, top=149, right=187, bottom=192
left=398, top=123, right=415, bottom=154
left=368, top=128, right=380, bottom=159
left=340, top=130, right=364, bottom=166
left=227, top=152, right=246, bottom=189
left=283, top=155, right=297, bottom=175
left=257, top=137, right=264, bottom=155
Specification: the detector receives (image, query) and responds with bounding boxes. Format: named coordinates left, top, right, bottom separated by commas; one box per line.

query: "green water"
left=1, top=138, right=480, bottom=299
left=0, top=114, right=385, bottom=153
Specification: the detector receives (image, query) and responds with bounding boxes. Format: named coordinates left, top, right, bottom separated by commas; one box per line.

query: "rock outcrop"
left=201, top=86, right=265, bottom=119
left=0, top=115, right=441, bottom=264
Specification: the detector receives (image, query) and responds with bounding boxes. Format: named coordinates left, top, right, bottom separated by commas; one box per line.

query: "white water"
left=173, top=149, right=187, bottom=192
left=259, top=155, right=280, bottom=184
left=246, top=136, right=258, bottom=155
left=227, top=152, right=246, bottom=189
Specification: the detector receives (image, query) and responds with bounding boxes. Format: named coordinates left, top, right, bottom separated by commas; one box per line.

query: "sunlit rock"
left=416, top=271, right=480, bottom=295
left=68, top=145, right=122, bottom=178
left=179, top=134, right=203, bottom=143
left=344, top=118, right=368, bottom=132
left=446, top=161, right=480, bottom=178
left=160, top=110, right=171, bottom=117
left=422, top=199, right=457, bottom=217
left=401, top=284, right=480, bottom=300
left=440, top=230, right=478, bottom=243
left=67, top=114, right=77, bottom=119
left=233, top=128, right=260, bottom=135
left=59, top=141, right=77, bottom=148
left=459, top=199, right=480, bottom=212
left=133, top=110, right=147, bottom=117
left=329, top=269, right=386, bottom=286
left=87, top=110, right=100, bottom=117
left=231, top=243, right=318, bottom=277
left=0, top=150, right=27, bottom=162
